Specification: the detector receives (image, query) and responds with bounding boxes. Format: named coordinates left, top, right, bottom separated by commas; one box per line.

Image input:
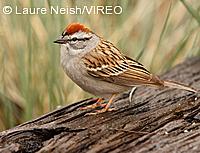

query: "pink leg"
left=87, top=94, right=116, bottom=115
left=80, top=98, right=106, bottom=110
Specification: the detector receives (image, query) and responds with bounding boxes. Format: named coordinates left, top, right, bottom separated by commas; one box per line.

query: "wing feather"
left=82, top=41, right=164, bottom=87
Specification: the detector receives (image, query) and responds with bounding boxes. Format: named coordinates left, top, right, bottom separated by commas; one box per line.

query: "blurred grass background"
left=0, top=0, right=199, bottom=130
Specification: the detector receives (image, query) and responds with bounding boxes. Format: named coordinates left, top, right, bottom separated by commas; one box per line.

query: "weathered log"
left=0, top=57, right=200, bottom=153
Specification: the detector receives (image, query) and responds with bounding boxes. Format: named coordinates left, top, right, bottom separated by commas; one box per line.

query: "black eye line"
left=68, top=36, right=92, bottom=42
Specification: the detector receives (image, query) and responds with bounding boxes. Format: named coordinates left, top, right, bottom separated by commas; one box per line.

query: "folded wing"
left=82, top=41, right=164, bottom=87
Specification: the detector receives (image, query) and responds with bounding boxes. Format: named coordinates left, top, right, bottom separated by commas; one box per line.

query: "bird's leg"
left=87, top=94, right=117, bottom=115
left=80, top=98, right=105, bottom=110
left=104, top=94, right=116, bottom=111
left=129, top=87, right=137, bottom=104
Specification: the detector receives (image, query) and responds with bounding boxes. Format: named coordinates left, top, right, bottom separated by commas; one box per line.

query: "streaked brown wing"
left=82, top=41, right=163, bottom=87
left=109, top=56, right=164, bottom=86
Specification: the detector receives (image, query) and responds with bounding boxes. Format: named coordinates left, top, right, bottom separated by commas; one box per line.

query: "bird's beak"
left=53, top=38, right=66, bottom=44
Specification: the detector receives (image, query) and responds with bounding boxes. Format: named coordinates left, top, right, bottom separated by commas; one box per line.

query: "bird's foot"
left=80, top=103, right=107, bottom=110
left=82, top=94, right=117, bottom=115
left=86, top=107, right=116, bottom=115
left=80, top=98, right=105, bottom=110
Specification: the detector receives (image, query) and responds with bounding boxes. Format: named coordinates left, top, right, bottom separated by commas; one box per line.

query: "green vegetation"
left=0, top=0, right=199, bottom=130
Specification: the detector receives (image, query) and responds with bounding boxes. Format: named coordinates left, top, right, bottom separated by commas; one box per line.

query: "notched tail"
left=163, top=80, right=197, bottom=93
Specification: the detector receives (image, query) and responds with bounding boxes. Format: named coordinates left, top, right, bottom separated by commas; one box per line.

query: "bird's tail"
left=163, top=80, right=197, bottom=93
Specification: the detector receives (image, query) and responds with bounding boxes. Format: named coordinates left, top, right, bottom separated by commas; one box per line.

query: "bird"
left=54, top=23, right=197, bottom=114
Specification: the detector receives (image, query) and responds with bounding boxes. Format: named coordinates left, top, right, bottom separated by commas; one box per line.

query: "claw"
left=86, top=107, right=116, bottom=115
left=80, top=103, right=106, bottom=110
left=84, top=94, right=117, bottom=115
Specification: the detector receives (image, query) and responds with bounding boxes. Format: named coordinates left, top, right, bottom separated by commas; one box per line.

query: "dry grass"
left=0, top=0, right=199, bottom=130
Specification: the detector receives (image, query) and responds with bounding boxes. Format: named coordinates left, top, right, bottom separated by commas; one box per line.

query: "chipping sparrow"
left=54, top=23, right=197, bottom=113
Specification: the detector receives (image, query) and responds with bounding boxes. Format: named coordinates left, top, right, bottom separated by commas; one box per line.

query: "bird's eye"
left=71, top=37, right=78, bottom=41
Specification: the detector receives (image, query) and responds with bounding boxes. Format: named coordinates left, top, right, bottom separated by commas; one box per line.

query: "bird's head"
left=54, top=23, right=100, bottom=56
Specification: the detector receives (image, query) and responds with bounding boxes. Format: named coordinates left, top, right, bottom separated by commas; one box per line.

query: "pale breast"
left=61, top=56, right=130, bottom=98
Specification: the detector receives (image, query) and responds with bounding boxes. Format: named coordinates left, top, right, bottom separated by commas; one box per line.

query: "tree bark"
left=0, top=57, right=200, bottom=153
